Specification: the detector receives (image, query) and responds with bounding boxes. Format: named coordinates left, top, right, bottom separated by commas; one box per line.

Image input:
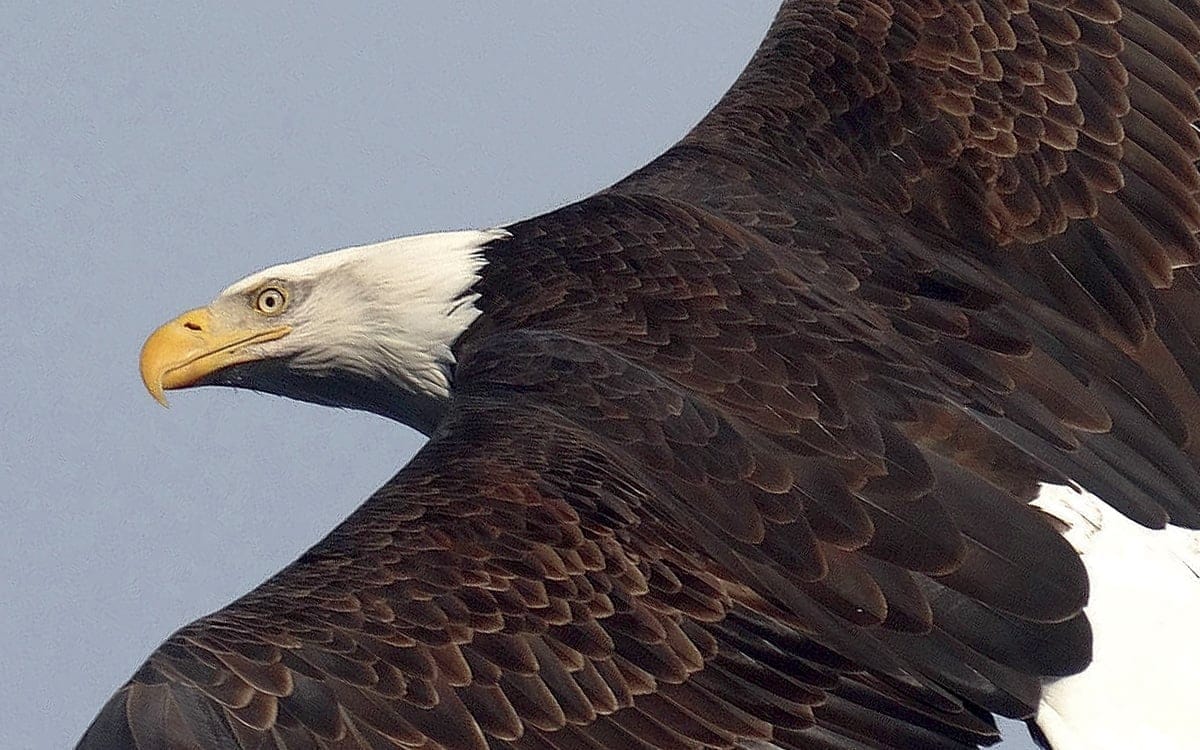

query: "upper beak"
left=139, top=307, right=291, bottom=406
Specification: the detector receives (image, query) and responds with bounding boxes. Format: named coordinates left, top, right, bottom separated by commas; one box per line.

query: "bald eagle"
left=80, top=2, right=1200, bottom=749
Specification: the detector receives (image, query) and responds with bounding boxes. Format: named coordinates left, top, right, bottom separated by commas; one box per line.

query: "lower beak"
left=139, top=307, right=291, bottom=406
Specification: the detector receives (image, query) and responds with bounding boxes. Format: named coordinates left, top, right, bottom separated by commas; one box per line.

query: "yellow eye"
left=254, top=287, right=287, bottom=315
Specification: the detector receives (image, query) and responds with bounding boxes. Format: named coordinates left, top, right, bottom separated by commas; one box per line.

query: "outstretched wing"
left=79, top=331, right=1090, bottom=749
left=610, top=0, right=1200, bottom=528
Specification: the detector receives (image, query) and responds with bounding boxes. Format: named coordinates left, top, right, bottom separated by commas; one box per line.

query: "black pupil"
left=262, top=293, right=277, bottom=308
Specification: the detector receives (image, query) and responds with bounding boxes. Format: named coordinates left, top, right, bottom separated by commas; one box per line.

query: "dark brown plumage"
left=81, top=2, right=1200, bottom=748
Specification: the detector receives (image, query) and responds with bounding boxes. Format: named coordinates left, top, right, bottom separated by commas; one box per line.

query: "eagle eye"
left=254, top=287, right=288, bottom=316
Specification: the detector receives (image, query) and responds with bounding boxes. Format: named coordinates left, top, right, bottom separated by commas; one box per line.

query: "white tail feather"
left=1033, top=484, right=1200, bottom=750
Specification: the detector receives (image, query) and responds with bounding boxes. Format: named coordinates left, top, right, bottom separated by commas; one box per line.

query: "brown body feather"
left=81, top=2, right=1200, bottom=748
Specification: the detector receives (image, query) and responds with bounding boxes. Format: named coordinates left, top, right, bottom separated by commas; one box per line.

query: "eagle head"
left=139, top=229, right=508, bottom=433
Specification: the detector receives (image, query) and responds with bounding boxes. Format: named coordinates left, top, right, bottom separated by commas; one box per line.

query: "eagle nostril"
left=183, top=321, right=202, bottom=331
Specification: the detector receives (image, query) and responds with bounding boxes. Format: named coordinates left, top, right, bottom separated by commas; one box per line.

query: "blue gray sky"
left=2, top=4, right=1035, bottom=747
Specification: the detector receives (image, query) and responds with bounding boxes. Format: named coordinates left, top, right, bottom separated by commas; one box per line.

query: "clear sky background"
left=2, top=3, right=1036, bottom=748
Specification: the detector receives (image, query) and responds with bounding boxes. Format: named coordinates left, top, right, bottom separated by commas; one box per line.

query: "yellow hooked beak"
left=139, top=307, right=291, bottom=406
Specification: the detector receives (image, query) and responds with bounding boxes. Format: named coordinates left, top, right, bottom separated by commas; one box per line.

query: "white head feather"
left=214, top=228, right=509, bottom=430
